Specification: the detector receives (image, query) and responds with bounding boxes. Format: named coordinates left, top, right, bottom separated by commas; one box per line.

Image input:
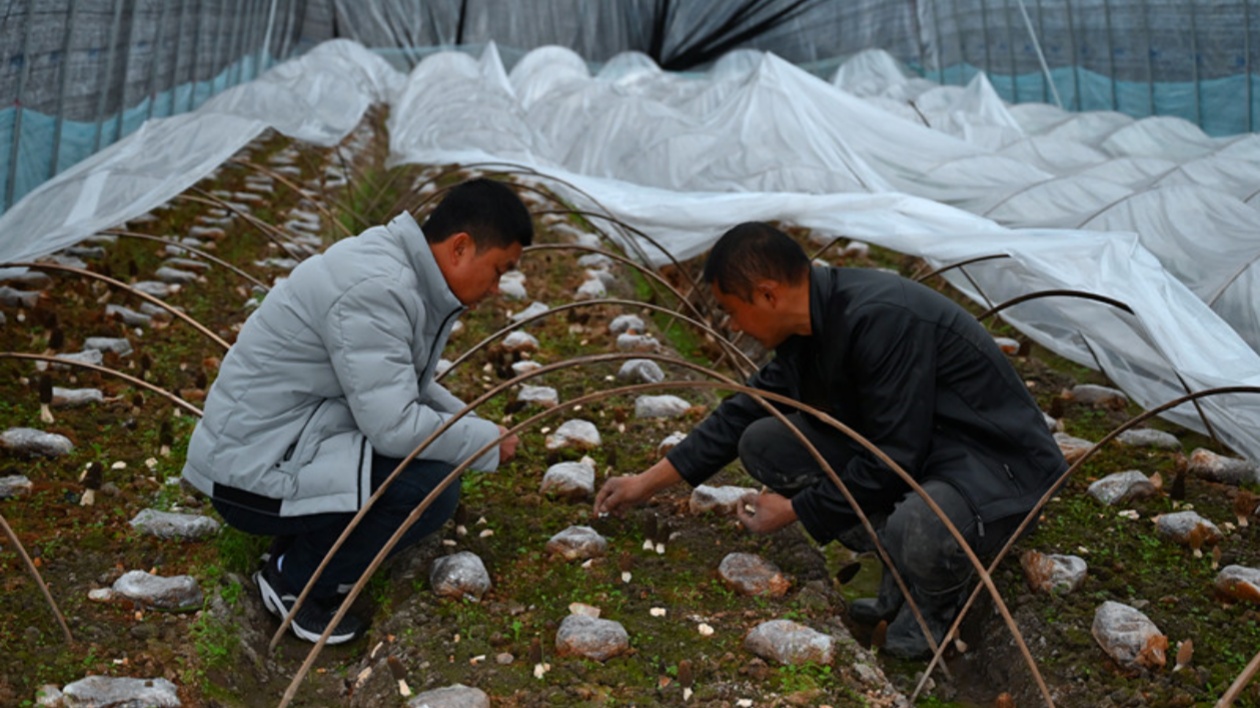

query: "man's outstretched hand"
left=594, top=474, right=653, bottom=516
left=736, top=490, right=797, bottom=534
left=594, top=458, right=684, bottom=517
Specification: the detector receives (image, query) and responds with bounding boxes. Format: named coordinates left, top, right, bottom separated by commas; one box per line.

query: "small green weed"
left=774, top=662, right=833, bottom=692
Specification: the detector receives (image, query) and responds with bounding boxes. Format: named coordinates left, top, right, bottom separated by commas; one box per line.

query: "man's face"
left=712, top=282, right=787, bottom=350
left=447, top=239, right=523, bottom=306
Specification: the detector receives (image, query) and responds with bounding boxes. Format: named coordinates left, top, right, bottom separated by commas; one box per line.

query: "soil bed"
left=2, top=117, right=1259, bottom=707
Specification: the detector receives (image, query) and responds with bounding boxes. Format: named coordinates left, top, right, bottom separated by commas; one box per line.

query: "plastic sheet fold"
left=0, top=39, right=1257, bottom=464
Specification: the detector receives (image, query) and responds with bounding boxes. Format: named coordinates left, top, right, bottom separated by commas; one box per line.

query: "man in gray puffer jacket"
left=182, top=179, right=532, bottom=644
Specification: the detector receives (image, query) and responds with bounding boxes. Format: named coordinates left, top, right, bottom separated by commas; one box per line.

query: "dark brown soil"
left=3, top=119, right=1260, bottom=708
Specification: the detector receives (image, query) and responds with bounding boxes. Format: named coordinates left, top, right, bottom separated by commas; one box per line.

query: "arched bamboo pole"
left=524, top=243, right=713, bottom=328
left=1218, top=647, right=1260, bottom=706
left=434, top=298, right=756, bottom=382
left=910, top=253, right=1011, bottom=312
left=531, top=208, right=701, bottom=291
left=912, top=254, right=1012, bottom=284
left=0, top=351, right=207, bottom=645
left=976, top=288, right=1135, bottom=321
left=229, top=157, right=354, bottom=239
left=976, top=288, right=1222, bottom=443
left=0, top=513, right=73, bottom=644
left=0, top=352, right=205, bottom=417
left=914, top=385, right=1260, bottom=703
left=404, top=162, right=663, bottom=270
left=275, top=353, right=1050, bottom=707
left=179, top=191, right=314, bottom=261
left=181, top=190, right=295, bottom=246
left=0, top=262, right=231, bottom=352
left=100, top=229, right=271, bottom=291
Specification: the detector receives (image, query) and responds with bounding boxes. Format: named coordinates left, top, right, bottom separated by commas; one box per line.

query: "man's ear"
left=449, top=232, right=474, bottom=260
left=755, top=279, right=779, bottom=305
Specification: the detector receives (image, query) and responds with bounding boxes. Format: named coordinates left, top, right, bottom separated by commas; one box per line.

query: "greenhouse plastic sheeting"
left=0, top=40, right=1257, bottom=465
left=317, top=0, right=1260, bottom=135
left=0, top=40, right=399, bottom=268
left=827, top=50, right=1260, bottom=355
left=5, top=0, right=1257, bottom=215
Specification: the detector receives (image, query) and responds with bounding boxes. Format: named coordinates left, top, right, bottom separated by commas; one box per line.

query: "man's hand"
left=594, top=474, right=652, bottom=516
left=594, top=458, right=684, bottom=516
left=497, top=425, right=519, bottom=463
left=736, top=490, right=797, bottom=534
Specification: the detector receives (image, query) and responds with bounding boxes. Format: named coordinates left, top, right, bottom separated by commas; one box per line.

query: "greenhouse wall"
left=1, top=0, right=1257, bottom=214
left=0, top=0, right=310, bottom=214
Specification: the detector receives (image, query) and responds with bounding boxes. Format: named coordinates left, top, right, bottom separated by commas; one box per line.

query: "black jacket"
left=667, top=266, right=1066, bottom=544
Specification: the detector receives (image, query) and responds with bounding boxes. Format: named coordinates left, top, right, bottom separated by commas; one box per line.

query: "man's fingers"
left=598, top=478, right=636, bottom=517
left=595, top=481, right=619, bottom=514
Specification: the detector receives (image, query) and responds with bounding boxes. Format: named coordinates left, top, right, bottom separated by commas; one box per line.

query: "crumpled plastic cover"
left=0, top=39, right=1257, bottom=466
left=0, top=40, right=400, bottom=268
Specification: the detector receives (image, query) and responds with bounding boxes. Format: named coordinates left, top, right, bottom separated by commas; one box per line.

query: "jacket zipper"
left=356, top=437, right=368, bottom=508
left=424, top=305, right=464, bottom=382
left=284, top=399, right=327, bottom=461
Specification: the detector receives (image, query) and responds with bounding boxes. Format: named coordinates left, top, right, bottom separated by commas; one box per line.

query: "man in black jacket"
left=595, top=221, right=1065, bottom=659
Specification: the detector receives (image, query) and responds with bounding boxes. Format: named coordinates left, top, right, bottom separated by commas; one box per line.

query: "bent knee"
left=737, top=417, right=781, bottom=474
left=886, top=489, right=974, bottom=578
left=738, top=417, right=794, bottom=485
left=738, top=417, right=826, bottom=494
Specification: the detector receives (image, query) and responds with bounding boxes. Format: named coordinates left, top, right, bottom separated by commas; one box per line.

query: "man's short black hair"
left=421, top=178, right=534, bottom=250
left=703, top=222, right=809, bottom=301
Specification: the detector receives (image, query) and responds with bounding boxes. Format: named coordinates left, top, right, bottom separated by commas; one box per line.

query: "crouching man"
left=182, top=179, right=532, bottom=644
left=595, top=221, right=1065, bottom=659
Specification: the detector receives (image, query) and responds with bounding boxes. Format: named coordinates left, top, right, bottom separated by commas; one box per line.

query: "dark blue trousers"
left=213, top=454, right=460, bottom=598
left=737, top=413, right=1024, bottom=596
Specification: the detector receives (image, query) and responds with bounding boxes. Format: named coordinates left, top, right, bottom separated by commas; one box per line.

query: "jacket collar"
left=387, top=211, right=464, bottom=317
left=773, top=264, right=830, bottom=356
left=807, top=264, right=831, bottom=343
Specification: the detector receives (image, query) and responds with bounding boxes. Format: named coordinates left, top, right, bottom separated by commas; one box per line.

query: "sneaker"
left=881, top=585, right=967, bottom=660
left=255, top=560, right=365, bottom=645
left=254, top=566, right=294, bottom=621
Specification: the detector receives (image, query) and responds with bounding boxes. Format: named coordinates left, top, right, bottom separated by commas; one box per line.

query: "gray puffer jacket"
left=182, top=212, right=499, bottom=517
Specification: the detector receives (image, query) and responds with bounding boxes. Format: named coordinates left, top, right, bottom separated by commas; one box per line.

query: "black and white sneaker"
left=254, top=560, right=365, bottom=645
